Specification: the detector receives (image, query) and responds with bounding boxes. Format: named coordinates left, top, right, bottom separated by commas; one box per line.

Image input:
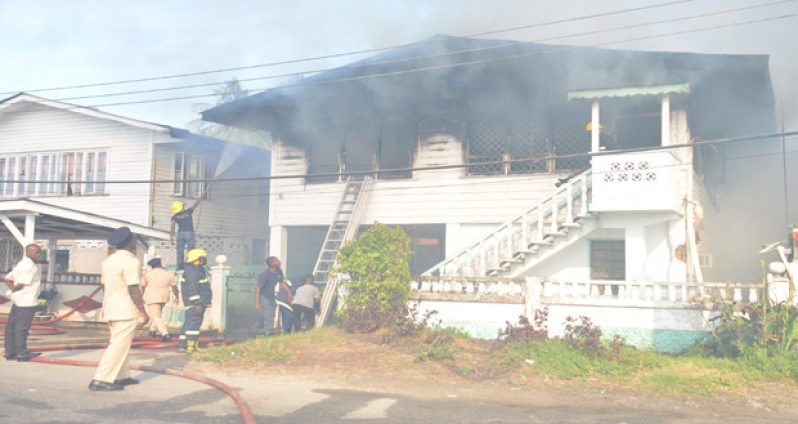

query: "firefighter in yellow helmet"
left=178, top=248, right=211, bottom=352
left=169, top=193, right=205, bottom=269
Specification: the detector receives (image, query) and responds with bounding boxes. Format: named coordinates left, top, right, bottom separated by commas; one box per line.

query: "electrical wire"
left=83, top=12, right=798, bottom=109
left=49, top=0, right=794, bottom=103
left=0, top=0, right=694, bottom=96
left=1, top=130, right=794, bottom=186
left=0, top=5, right=794, bottom=113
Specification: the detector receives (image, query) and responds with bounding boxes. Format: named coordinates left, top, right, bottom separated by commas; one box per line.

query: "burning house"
left=203, top=35, right=789, bottom=347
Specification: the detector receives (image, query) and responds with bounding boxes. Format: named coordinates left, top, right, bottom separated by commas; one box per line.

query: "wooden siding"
left=0, top=103, right=155, bottom=225
left=270, top=132, right=563, bottom=227
left=151, top=143, right=268, bottom=240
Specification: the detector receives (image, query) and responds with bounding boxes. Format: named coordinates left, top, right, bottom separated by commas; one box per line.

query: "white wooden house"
left=0, top=93, right=269, bottom=272
left=203, top=36, right=793, bottom=349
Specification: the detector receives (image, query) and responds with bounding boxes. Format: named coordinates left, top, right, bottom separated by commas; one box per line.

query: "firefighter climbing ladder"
left=314, top=176, right=373, bottom=327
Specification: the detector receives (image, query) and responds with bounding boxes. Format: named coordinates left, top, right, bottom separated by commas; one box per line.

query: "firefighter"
left=170, top=193, right=205, bottom=269
left=178, top=248, right=211, bottom=352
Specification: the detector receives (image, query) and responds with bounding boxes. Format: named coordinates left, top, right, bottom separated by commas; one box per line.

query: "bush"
left=334, top=223, right=412, bottom=333
left=704, top=301, right=798, bottom=358
left=497, top=307, right=549, bottom=343
left=563, top=315, right=623, bottom=361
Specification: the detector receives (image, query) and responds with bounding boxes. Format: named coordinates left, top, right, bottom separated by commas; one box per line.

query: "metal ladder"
left=314, top=176, right=373, bottom=326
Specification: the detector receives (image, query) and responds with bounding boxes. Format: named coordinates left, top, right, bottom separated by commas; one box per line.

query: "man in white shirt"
left=291, top=275, right=321, bottom=332
left=3, top=243, right=43, bottom=362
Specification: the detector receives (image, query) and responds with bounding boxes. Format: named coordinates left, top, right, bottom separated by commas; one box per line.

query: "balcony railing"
left=590, top=150, right=687, bottom=212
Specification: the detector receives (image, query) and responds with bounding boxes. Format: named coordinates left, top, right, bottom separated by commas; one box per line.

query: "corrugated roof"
left=567, top=83, right=690, bottom=100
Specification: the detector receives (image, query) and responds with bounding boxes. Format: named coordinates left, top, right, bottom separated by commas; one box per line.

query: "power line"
left=84, top=12, right=798, bottom=109
left=51, top=0, right=795, bottom=103
left=0, top=7, right=792, bottom=114
left=2, top=131, right=795, bottom=186
left=0, top=0, right=693, bottom=96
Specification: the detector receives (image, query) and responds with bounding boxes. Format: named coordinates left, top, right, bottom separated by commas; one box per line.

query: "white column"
left=524, top=277, right=542, bottom=318
left=591, top=100, right=600, bottom=153
left=47, top=238, right=57, bottom=284
left=444, top=223, right=461, bottom=258
left=24, top=213, right=35, bottom=244
left=661, top=95, right=671, bottom=146
left=206, top=255, right=230, bottom=332
left=269, top=225, right=288, bottom=264
left=626, top=224, right=647, bottom=281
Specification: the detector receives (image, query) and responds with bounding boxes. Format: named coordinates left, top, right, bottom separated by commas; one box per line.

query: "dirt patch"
left=191, top=328, right=798, bottom=420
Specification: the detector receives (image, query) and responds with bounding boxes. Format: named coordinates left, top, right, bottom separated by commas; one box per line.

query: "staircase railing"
left=315, top=177, right=374, bottom=326
left=423, top=169, right=592, bottom=277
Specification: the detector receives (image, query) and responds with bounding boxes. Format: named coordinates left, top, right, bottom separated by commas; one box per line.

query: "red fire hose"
left=1, top=286, right=256, bottom=424
left=27, top=338, right=256, bottom=424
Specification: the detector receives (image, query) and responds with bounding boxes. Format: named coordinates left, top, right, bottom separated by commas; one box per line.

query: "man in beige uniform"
left=89, top=227, right=148, bottom=392
left=142, top=257, right=178, bottom=340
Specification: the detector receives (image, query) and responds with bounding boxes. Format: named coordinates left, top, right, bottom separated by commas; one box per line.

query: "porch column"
left=207, top=255, right=230, bottom=332
left=591, top=100, right=600, bottom=153
left=626, top=224, right=647, bottom=281
left=269, top=225, right=288, bottom=266
left=47, top=238, right=57, bottom=284
left=661, top=94, right=671, bottom=146
left=24, top=214, right=35, bottom=244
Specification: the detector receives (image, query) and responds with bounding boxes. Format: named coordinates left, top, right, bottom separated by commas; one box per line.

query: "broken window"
left=378, top=122, right=416, bottom=179
left=344, top=126, right=379, bottom=177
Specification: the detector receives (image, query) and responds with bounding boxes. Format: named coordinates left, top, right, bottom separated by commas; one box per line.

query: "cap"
left=147, top=257, right=162, bottom=268
left=107, top=227, right=133, bottom=248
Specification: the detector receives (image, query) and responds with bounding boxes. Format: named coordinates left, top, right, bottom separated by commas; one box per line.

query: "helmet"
left=186, top=248, right=208, bottom=264
left=585, top=122, right=604, bottom=132
left=171, top=200, right=185, bottom=214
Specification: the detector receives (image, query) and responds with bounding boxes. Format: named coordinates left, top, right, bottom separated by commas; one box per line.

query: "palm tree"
left=189, top=78, right=271, bottom=151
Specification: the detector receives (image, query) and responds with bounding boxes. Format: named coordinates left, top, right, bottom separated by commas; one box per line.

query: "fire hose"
left=1, top=287, right=257, bottom=424
left=27, top=338, right=256, bottom=424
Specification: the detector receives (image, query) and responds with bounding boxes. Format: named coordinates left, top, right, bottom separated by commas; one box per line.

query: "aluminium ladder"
left=314, top=176, right=373, bottom=326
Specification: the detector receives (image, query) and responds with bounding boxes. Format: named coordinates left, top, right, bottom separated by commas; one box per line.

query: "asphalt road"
left=0, top=348, right=793, bottom=424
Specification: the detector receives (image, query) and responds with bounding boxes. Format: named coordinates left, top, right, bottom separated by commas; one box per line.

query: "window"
left=0, top=151, right=107, bottom=198
left=173, top=151, right=205, bottom=198
left=465, top=117, right=549, bottom=175
left=173, top=152, right=185, bottom=195
left=590, top=240, right=626, bottom=280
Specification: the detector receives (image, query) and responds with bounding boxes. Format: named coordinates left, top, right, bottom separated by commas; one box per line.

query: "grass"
left=194, top=325, right=798, bottom=398
left=195, top=327, right=340, bottom=364
left=500, top=339, right=798, bottom=396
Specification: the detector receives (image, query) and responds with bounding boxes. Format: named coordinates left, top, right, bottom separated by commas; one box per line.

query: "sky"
left=0, top=0, right=795, bottom=130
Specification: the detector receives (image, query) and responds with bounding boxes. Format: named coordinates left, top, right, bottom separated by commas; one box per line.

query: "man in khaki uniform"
left=89, top=227, right=148, bottom=392
left=142, top=258, right=178, bottom=341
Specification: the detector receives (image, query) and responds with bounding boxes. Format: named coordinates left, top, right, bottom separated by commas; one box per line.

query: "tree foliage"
left=334, top=223, right=412, bottom=332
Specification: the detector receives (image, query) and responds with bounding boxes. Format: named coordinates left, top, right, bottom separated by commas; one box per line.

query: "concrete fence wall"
left=410, top=276, right=764, bottom=352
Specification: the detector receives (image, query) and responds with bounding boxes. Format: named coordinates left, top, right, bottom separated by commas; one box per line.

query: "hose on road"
left=2, top=285, right=256, bottom=424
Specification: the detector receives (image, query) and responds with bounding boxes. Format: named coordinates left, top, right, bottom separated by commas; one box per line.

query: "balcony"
left=590, top=150, right=688, bottom=213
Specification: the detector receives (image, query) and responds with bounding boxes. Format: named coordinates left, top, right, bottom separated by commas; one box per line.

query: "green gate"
left=222, top=266, right=262, bottom=336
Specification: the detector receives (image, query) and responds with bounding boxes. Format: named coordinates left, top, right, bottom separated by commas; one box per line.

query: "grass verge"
left=195, top=327, right=340, bottom=365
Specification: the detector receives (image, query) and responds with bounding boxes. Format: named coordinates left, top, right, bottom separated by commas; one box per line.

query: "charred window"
left=378, top=122, right=415, bottom=179
left=465, top=117, right=548, bottom=175
left=344, top=126, right=379, bottom=177
left=306, top=132, right=342, bottom=184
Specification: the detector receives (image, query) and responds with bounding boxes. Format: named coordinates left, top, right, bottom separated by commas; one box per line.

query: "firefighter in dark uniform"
left=179, top=248, right=211, bottom=352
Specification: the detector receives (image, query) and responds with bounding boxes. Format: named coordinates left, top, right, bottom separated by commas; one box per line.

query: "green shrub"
left=334, top=223, right=412, bottom=333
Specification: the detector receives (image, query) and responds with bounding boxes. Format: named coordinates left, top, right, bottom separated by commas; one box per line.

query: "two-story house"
left=203, top=35, right=788, bottom=283
left=0, top=93, right=269, bottom=273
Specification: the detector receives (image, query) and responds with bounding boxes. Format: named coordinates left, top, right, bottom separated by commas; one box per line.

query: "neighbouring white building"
left=0, top=93, right=269, bottom=321
left=202, top=36, right=795, bottom=350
